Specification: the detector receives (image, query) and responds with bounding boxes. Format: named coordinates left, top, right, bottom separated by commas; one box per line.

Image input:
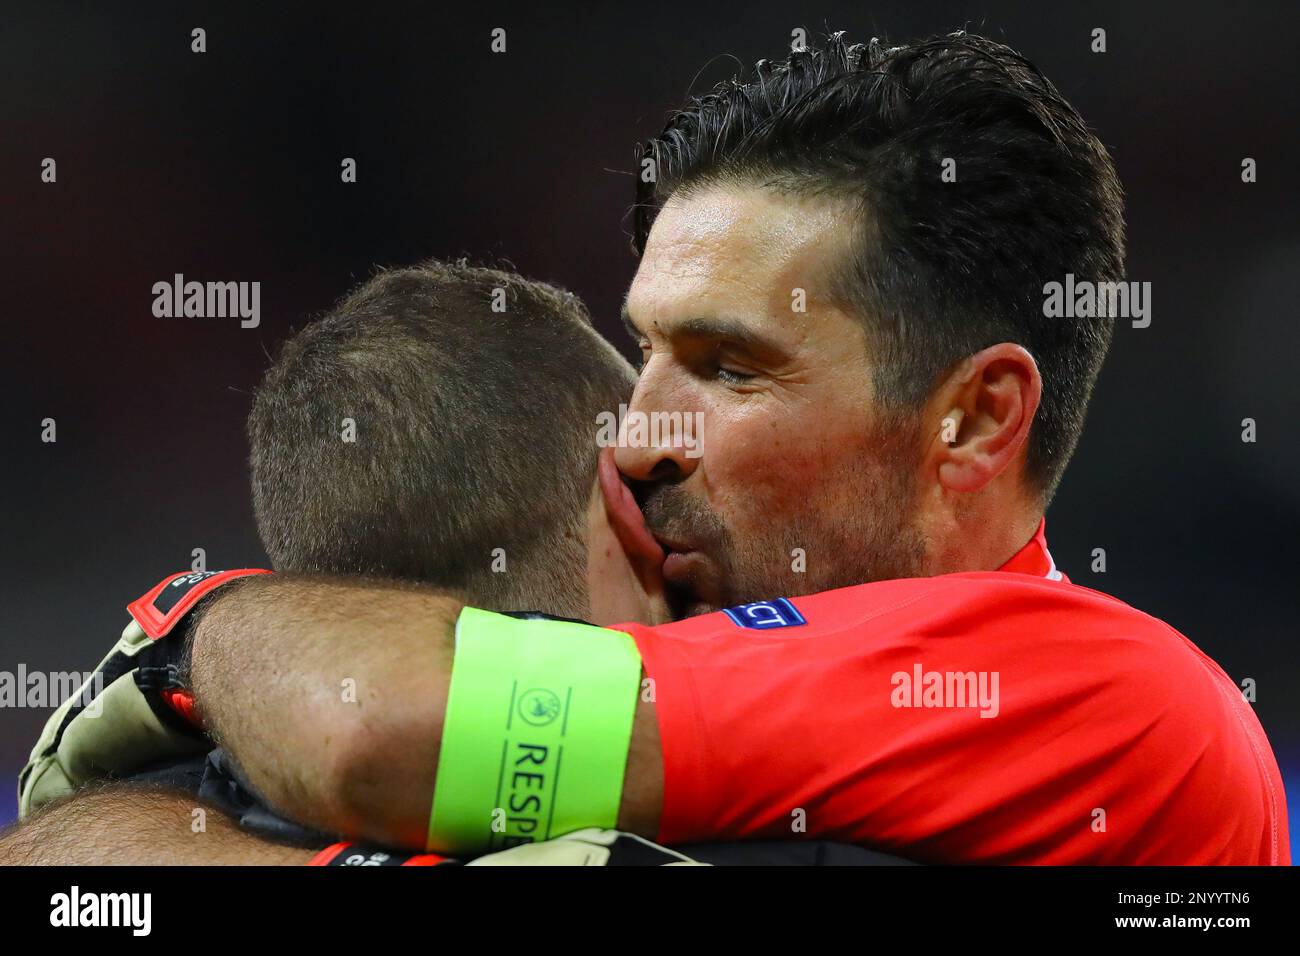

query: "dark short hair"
left=634, top=31, right=1125, bottom=501
left=248, top=259, right=635, bottom=615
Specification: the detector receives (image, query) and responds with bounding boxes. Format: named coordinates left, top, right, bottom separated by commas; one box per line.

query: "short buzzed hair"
left=248, top=259, right=635, bottom=617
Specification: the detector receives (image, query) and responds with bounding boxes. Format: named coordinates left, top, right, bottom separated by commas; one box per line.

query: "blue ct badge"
left=722, top=598, right=807, bottom=630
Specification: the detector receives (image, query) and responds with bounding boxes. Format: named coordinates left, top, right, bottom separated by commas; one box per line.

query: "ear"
left=598, top=446, right=664, bottom=568
left=929, top=344, right=1041, bottom=494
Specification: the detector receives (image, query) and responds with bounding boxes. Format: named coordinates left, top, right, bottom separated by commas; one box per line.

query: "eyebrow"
left=620, top=300, right=787, bottom=359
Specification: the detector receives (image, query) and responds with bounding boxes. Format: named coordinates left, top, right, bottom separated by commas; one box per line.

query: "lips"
left=649, top=529, right=696, bottom=556
left=643, top=520, right=707, bottom=585
left=661, top=548, right=702, bottom=584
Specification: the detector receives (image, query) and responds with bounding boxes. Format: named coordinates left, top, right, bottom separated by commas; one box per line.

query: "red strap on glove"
left=127, top=569, right=272, bottom=640
left=308, top=842, right=454, bottom=867
left=126, top=568, right=272, bottom=729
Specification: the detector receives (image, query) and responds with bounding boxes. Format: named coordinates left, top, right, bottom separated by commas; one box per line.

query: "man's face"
left=618, top=185, right=928, bottom=618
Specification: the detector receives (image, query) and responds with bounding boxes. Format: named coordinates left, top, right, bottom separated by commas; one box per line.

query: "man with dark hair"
left=621, top=30, right=1125, bottom=615
left=637, top=35, right=1121, bottom=507
left=10, top=31, right=1288, bottom=865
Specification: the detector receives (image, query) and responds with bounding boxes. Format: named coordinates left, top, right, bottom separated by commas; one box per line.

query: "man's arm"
left=0, top=785, right=313, bottom=865
left=189, top=575, right=663, bottom=851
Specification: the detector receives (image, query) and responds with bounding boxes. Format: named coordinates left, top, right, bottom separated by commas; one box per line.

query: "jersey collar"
left=997, top=518, right=1066, bottom=582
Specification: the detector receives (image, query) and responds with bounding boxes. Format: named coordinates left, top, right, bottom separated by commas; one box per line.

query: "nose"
left=613, top=368, right=702, bottom=485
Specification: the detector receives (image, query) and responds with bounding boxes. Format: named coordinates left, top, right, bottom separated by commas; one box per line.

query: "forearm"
left=190, top=575, right=462, bottom=849
left=0, top=785, right=313, bottom=865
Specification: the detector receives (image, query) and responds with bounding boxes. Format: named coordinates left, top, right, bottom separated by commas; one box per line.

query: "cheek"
left=705, top=407, right=865, bottom=522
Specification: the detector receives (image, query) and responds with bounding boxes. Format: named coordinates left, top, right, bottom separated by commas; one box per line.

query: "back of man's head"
left=248, top=259, right=635, bottom=618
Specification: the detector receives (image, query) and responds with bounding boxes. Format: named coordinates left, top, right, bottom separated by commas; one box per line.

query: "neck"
left=923, top=495, right=1042, bottom=576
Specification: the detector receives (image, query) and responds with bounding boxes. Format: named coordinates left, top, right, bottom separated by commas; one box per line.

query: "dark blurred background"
left=2, top=1, right=1297, bottom=855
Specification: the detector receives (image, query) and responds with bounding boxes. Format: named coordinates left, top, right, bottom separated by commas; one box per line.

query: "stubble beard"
left=644, top=418, right=929, bottom=619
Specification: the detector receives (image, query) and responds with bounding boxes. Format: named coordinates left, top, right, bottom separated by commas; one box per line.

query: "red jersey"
left=616, top=521, right=1290, bottom=864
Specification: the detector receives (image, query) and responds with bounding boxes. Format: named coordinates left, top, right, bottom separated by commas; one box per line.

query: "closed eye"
left=716, top=366, right=755, bottom=385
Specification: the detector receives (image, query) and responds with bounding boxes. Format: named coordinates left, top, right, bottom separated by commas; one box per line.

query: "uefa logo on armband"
left=518, top=688, right=562, bottom=726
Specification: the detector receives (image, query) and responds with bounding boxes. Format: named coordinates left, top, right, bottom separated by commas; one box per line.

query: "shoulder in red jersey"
left=615, top=524, right=1289, bottom=864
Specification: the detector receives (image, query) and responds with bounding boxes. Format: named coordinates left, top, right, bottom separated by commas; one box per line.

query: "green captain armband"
left=427, top=607, right=643, bottom=855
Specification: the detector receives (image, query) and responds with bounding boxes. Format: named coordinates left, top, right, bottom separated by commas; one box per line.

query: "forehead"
left=626, top=185, right=852, bottom=327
